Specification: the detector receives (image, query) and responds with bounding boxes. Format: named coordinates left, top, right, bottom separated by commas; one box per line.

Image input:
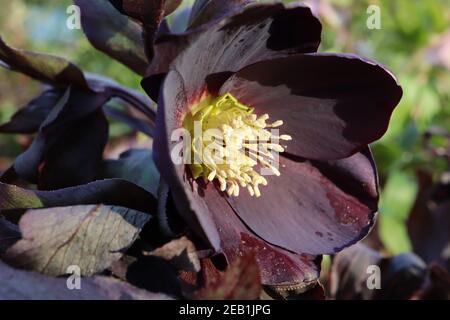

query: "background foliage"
left=0, top=0, right=449, bottom=257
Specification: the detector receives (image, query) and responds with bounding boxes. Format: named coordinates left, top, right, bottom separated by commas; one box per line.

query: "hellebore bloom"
left=144, top=2, right=402, bottom=287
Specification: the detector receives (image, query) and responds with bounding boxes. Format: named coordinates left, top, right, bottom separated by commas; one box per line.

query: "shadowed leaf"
left=0, top=217, right=20, bottom=255
left=0, top=37, right=90, bottom=90
left=75, top=0, right=148, bottom=75
left=107, top=0, right=182, bottom=62
left=111, top=254, right=182, bottom=297
left=0, top=89, right=63, bottom=134
left=102, top=149, right=160, bottom=196
left=330, top=243, right=427, bottom=300
left=12, top=88, right=110, bottom=187
left=148, top=236, right=200, bottom=273
left=412, top=264, right=450, bottom=300
left=3, top=205, right=151, bottom=276
left=0, top=178, right=158, bottom=215
left=0, top=261, right=171, bottom=300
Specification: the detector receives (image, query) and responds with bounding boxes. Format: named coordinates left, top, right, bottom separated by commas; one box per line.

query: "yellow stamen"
left=183, top=93, right=291, bottom=197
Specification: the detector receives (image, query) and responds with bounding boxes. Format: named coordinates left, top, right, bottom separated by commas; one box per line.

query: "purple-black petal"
left=153, top=69, right=221, bottom=251
left=224, top=148, right=379, bottom=255
left=144, top=3, right=321, bottom=101
left=187, top=0, right=256, bottom=29
left=220, top=53, right=403, bottom=160
left=200, top=183, right=321, bottom=286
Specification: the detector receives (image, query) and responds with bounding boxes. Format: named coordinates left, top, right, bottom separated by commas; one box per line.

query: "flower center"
left=183, top=93, right=291, bottom=197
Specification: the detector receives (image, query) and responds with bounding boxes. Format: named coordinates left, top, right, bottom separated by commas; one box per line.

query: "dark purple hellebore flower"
left=143, top=1, right=402, bottom=287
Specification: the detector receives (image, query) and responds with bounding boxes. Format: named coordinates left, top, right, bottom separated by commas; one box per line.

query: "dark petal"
left=225, top=148, right=379, bottom=255
left=0, top=37, right=90, bottom=90
left=220, top=53, right=403, bottom=160
left=153, top=70, right=221, bottom=251
left=188, top=0, right=256, bottom=29
left=200, top=183, right=321, bottom=286
left=164, top=0, right=183, bottom=16
left=109, top=0, right=181, bottom=20
left=107, top=0, right=163, bottom=29
left=267, top=282, right=325, bottom=300
left=75, top=0, right=148, bottom=75
left=38, top=109, right=109, bottom=190
left=0, top=89, right=63, bottom=134
left=144, top=3, right=321, bottom=101
left=153, top=71, right=321, bottom=285
left=0, top=179, right=157, bottom=215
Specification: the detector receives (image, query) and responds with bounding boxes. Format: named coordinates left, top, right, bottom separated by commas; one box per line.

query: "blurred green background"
left=0, top=0, right=449, bottom=255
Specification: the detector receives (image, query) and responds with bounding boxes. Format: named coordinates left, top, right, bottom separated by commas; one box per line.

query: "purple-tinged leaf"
left=0, top=217, right=20, bottom=255
left=87, top=73, right=157, bottom=122
left=12, top=88, right=110, bottom=186
left=0, top=37, right=91, bottom=90
left=408, top=170, right=450, bottom=271
left=0, top=178, right=158, bottom=215
left=106, top=0, right=182, bottom=63
left=330, top=244, right=382, bottom=300
left=0, top=89, right=63, bottom=134
left=0, top=261, right=171, bottom=300
left=104, top=104, right=154, bottom=137
left=75, top=0, right=148, bottom=75
left=412, top=264, right=450, bottom=300
left=102, top=149, right=160, bottom=196
left=3, top=204, right=151, bottom=276
left=39, top=109, right=109, bottom=190
left=330, top=243, right=427, bottom=300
